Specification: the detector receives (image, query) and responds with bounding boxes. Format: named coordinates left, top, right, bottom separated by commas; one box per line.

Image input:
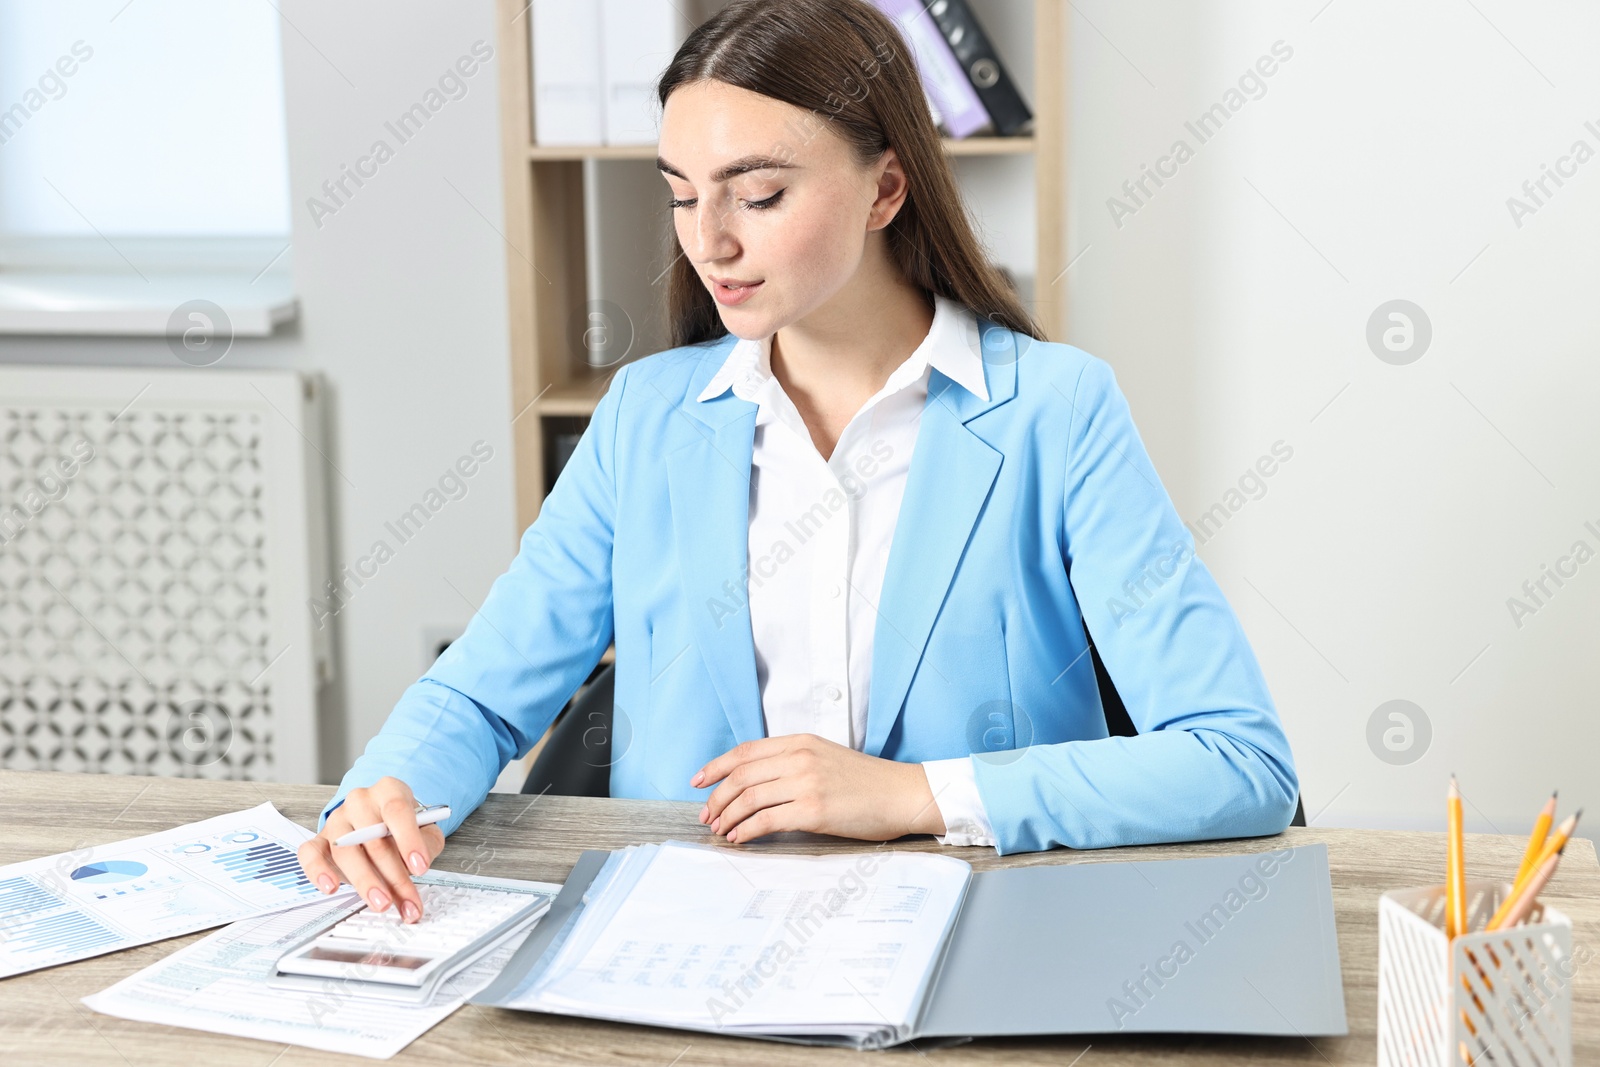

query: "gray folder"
left=473, top=842, right=1347, bottom=1047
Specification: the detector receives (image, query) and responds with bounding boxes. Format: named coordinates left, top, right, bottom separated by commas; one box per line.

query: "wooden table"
left=1, top=770, right=1595, bottom=1065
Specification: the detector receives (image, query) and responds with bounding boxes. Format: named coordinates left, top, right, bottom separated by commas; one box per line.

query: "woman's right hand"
left=296, top=776, right=447, bottom=924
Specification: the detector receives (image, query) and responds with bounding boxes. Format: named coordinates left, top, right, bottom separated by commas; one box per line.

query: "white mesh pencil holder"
left=1378, top=880, right=1573, bottom=1066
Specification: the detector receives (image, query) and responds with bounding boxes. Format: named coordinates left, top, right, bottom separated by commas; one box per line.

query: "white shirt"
left=695, top=292, right=997, bottom=847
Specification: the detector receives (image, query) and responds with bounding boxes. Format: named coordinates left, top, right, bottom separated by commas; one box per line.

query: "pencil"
left=1487, top=843, right=1566, bottom=931
left=1486, top=810, right=1581, bottom=931
left=1513, top=791, right=1557, bottom=887
left=1446, top=775, right=1466, bottom=939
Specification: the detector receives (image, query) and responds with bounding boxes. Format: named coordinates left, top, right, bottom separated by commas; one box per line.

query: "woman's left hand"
left=692, top=734, right=947, bottom=843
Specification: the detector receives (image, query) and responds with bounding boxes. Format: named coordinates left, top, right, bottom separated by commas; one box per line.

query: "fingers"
left=693, top=735, right=915, bottom=843
left=713, top=780, right=797, bottom=842
left=417, top=824, right=446, bottom=861
left=701, top=755, right=787, bottom=828
left=299, top=797, right=360, bottom=896
left=301, top=779, right=437, bottom=923
left=723, top=800, right=800, bottom=845
left=691, top=736, right=787, bottom=790
left=330, top=835, right=393, bottom=910
left=349, top=834, right=423, bottom=923
left=296, top=834, right=341, bottom=897
left=349, top=780, right=430, bottom=921
left=378, top=793, right=432, bottom=878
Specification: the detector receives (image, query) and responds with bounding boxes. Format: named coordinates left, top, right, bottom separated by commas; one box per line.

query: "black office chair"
left=524, top=633, right=1308, bottom=828
left=521, top=659, right=615, bottom=798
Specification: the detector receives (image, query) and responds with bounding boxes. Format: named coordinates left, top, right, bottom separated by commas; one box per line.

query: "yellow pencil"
left=1486, top=810, right=1581, bottom=932
left=1514, top=791, right=1557, bottom=886
left=1446, top=775, right=1466, bottom=939
left=1487, top=844, right=1566, bottom=932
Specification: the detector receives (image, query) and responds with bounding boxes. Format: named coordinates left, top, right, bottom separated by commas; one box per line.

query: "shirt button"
left=829, top=583, right=841, bottom=598
left=826, top=685, right=842, bottom=701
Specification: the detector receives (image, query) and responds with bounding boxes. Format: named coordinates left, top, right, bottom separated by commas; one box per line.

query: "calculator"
left=270, top=875, right=551, bottom=1003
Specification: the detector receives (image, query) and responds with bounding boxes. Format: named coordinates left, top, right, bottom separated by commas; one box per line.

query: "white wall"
left=3, top=0, right=1591, bottom=841
left=0, top=0, right=519, bottom=782
left=0, top=0, right=291, bottom=236
left=1064, top=0, right=1598, bottom=839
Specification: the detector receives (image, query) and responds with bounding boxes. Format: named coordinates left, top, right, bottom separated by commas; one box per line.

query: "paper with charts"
left=0, top=801, right=323, bottom=978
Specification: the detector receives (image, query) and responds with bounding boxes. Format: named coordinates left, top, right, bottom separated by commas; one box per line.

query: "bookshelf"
left=493, top=0, right=1067, bottom=533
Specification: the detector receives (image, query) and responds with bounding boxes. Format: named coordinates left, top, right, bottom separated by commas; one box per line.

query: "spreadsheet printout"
left=513, top=841, right=971, bottom=1034
left=83, top=874, right=561, bottom=1059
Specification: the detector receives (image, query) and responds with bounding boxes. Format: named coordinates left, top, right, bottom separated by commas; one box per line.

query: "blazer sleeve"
left=969, top=355, right=1300, bottom=855
left=318, top=363, right=630, bottom=837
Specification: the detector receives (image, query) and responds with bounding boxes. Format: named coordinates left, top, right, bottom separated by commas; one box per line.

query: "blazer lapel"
left=664, top=346, right=766, bottom=746
left=661, top=317, right=1020, bottom=757
left=863, top=319, right=1019, bottom=757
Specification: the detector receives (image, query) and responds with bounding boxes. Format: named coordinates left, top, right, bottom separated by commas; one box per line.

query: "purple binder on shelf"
left=873, top=0, right=992, bottom=138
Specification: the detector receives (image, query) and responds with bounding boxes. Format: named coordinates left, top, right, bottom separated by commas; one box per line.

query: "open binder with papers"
left=472, top=840, right=1348, bottom=1049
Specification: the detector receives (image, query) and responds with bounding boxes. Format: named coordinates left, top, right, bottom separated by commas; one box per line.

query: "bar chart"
left=211, top=840, right=316, bottom=897
left=0, top=876, right=122, bottom=958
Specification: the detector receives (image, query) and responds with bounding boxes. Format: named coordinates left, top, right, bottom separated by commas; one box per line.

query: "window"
left=0, top=0, right=294, bottom=333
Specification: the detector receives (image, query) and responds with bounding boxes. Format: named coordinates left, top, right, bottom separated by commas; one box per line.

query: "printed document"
left=507, top=841, right=971, bottom=1040
left=1, top=802, right=328, bottom=978
left=84, top=873, right=561, bottom=1060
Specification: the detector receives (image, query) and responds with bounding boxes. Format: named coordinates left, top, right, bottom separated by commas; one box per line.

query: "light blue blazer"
left=321, top=317, right=1300, bottom=855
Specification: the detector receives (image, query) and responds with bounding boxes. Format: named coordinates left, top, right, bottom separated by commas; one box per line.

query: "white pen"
left=332, top=804, right=452, bottom=847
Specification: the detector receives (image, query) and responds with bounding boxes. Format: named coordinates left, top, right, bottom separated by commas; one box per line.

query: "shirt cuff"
left=921, top=756, right=998, bottom=848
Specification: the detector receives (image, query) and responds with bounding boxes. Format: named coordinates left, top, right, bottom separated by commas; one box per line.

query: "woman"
left=298, top=0, right=1298, bottom=924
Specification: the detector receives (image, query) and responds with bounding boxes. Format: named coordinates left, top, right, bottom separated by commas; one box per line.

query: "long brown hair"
left=657, top=0, right=1046, bottom=349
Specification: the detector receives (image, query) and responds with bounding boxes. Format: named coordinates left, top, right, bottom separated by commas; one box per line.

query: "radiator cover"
left=0, top=366, right=332, bottom=782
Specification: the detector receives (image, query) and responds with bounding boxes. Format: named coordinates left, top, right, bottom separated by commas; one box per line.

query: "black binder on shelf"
left=928, top=0, right=1034, bottom=136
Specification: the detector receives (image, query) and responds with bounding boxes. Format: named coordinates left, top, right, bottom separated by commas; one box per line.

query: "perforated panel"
left=0, top=367, right=329, bottom=782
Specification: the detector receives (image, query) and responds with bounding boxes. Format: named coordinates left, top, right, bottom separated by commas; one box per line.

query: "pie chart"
left=70, top=860, right=149, bottom=884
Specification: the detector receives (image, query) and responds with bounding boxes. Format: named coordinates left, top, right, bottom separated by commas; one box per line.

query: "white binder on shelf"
left=600, top=0, right=694, bottom=145
left=530, top=0, right=603, bottom=145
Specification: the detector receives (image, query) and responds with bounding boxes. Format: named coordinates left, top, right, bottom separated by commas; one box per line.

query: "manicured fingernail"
left=368, top=888, right=390, bottom=911
left=727, top=830, right=738, bottom=843
left=710, top=817, right=720, bottom=833
left=409, top=851, right=427, bottom=875
left=402, top=900, right=420, bottom=923
left=317, top=874, right=336, bottom=894
left=699, top=805, right=708, bottom=823
left=691, top=771, right=704, bottom=786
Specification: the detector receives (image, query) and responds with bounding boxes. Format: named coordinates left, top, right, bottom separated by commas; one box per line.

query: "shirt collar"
left=695, top=292, right=990, bottom=404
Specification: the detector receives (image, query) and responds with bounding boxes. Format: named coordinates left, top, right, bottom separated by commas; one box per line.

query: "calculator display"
left=302, top=946, right=432, bottom=970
